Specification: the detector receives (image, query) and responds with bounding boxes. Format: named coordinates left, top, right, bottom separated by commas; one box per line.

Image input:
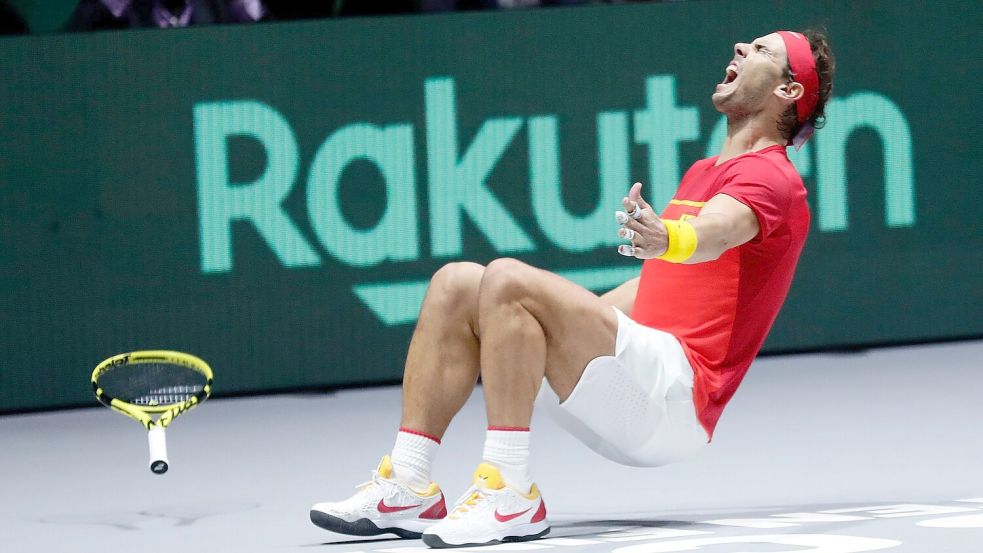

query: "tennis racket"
left=91, top=350, right=213, bottom=474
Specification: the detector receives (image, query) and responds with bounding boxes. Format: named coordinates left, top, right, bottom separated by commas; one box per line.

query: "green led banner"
left=1, top=1, right=980, bottom=412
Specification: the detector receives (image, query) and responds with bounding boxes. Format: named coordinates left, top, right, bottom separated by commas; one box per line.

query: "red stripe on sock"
left=399, top=427, right=442, bottom=444
left=487, top=426, right=530, bottom=432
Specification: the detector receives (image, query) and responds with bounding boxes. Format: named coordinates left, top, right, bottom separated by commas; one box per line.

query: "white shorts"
left=538, top=306, right=709, bottom=467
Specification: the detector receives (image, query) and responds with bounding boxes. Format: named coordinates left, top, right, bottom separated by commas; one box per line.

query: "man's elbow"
left=689, top=241, right=729, bottom=263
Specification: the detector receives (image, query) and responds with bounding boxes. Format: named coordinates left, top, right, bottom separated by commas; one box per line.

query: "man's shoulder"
left=680, top=156, right=717, bottom=184
left=692, top=156, right=719, bottom=170
left=692, top=147, right=794, bottom=176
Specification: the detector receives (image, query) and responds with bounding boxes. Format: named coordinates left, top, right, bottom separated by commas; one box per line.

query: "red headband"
left=777, top=30, right=819, bottom=123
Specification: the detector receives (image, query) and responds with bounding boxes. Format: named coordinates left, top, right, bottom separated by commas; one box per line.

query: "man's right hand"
left=616, top=182, right=669, bottom=259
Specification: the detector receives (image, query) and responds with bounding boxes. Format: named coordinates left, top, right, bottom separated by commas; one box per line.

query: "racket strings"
left=132, top=385, right=204, bottom=406
left=97, top=362, right=207, bottom=407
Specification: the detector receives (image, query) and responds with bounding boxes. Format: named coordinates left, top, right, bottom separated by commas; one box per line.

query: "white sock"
left=482, top=426, right=533, bottom=493
left=390, top=427, right=440, bottom=491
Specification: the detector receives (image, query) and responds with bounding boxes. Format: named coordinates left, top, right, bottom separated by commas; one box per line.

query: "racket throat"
left=148, top=426, right=169, bottom=474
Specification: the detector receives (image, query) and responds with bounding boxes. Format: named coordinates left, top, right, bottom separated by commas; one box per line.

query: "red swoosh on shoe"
left=377, top=499, right=421, bottom=513
left=494, top=507, right=531, bottom=523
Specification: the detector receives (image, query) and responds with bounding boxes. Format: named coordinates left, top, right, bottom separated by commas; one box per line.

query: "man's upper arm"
left=700, top=193, right=761, bottom=247
left=713, top=159, right=795, bottom=243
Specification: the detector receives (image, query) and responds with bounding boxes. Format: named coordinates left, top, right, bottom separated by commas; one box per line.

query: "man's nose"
left=734, top=42, right=749, bottom=58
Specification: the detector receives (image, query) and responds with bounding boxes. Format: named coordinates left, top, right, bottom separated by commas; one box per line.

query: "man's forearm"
left=684, top=193, right=760, bottom=263
left=684, top=213, right=744, bottom=263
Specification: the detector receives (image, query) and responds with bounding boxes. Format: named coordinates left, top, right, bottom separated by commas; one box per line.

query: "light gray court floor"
left=3, top=340, right=982, bottom=552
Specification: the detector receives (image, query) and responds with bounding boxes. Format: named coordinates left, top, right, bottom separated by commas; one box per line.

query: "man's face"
left=712, top=33, right=790, bottom=117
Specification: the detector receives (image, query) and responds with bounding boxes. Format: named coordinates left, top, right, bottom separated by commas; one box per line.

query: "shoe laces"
left=450, top=485, right=487, bottom=516
left=355, top=469, right=395, bottom=496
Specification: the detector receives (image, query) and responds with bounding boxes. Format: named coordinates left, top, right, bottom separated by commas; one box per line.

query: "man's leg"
left=311, top=262, right=485, bottom=538
left=389, top=262, right=485, bottom=490
left=477, top=258, right=619, bottom=426
left=400, top=262, right=485, bottom=438
left=421, top=258, right=619, bottom=548
left=476, top=257, right=618, bottom=491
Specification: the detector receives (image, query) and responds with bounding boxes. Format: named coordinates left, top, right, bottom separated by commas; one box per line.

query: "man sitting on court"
left=311, top=29, right=835, bottom=548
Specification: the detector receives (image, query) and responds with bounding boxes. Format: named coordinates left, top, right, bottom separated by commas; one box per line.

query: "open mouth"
left=715, top=62, right=739, bottom=94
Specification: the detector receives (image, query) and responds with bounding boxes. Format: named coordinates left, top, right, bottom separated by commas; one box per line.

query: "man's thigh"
left=538, top=312, right=708, bottom=467
left=485, top=259, right=620, bottom=401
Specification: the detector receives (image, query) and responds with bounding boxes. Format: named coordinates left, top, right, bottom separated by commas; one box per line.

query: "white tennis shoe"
left=422, top=463, right=549, bottom=548
left=310, top=455, right=447, bottom=538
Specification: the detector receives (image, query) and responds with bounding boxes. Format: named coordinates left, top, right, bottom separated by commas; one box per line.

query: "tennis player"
left=312, top=29, right=835, bottom=548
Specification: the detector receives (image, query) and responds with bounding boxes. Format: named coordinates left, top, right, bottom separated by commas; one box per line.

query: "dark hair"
left=778, top=28, right=836, bottom=140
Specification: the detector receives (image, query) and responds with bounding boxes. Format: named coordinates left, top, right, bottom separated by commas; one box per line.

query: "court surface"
left=2, top=340, right=981, bottom=552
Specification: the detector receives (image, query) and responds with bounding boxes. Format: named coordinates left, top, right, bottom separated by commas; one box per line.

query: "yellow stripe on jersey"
left=669, top=199, right=706, bottom=208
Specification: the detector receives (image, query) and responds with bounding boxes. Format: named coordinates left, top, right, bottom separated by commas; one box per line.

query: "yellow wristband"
left=657, top=219, right=698, bottom=263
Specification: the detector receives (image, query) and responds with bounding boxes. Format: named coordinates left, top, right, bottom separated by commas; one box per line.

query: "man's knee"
left=479, top=258, right=533, bottom=305
left=428, top=262, right=484, bottom=309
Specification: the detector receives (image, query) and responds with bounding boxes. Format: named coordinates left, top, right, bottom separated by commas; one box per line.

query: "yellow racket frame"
left=91, top=350, right=214, bottom=430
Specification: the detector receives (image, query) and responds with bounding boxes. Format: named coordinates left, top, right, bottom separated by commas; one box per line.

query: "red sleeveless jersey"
left=631, top=145, right=809, bottom=439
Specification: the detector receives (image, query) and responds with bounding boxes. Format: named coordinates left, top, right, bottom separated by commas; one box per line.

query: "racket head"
left=91, top=350, right=213, bottom=428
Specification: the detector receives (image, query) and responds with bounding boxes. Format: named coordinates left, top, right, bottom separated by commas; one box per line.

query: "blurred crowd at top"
left=0, top=0, right=663, bottom=34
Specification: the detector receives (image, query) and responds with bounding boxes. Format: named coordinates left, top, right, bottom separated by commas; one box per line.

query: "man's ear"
left=775, top=80, right=805, bottom=103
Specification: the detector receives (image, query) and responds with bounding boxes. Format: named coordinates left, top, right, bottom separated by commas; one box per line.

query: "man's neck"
left=715, top=115, right=786, bottom=165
